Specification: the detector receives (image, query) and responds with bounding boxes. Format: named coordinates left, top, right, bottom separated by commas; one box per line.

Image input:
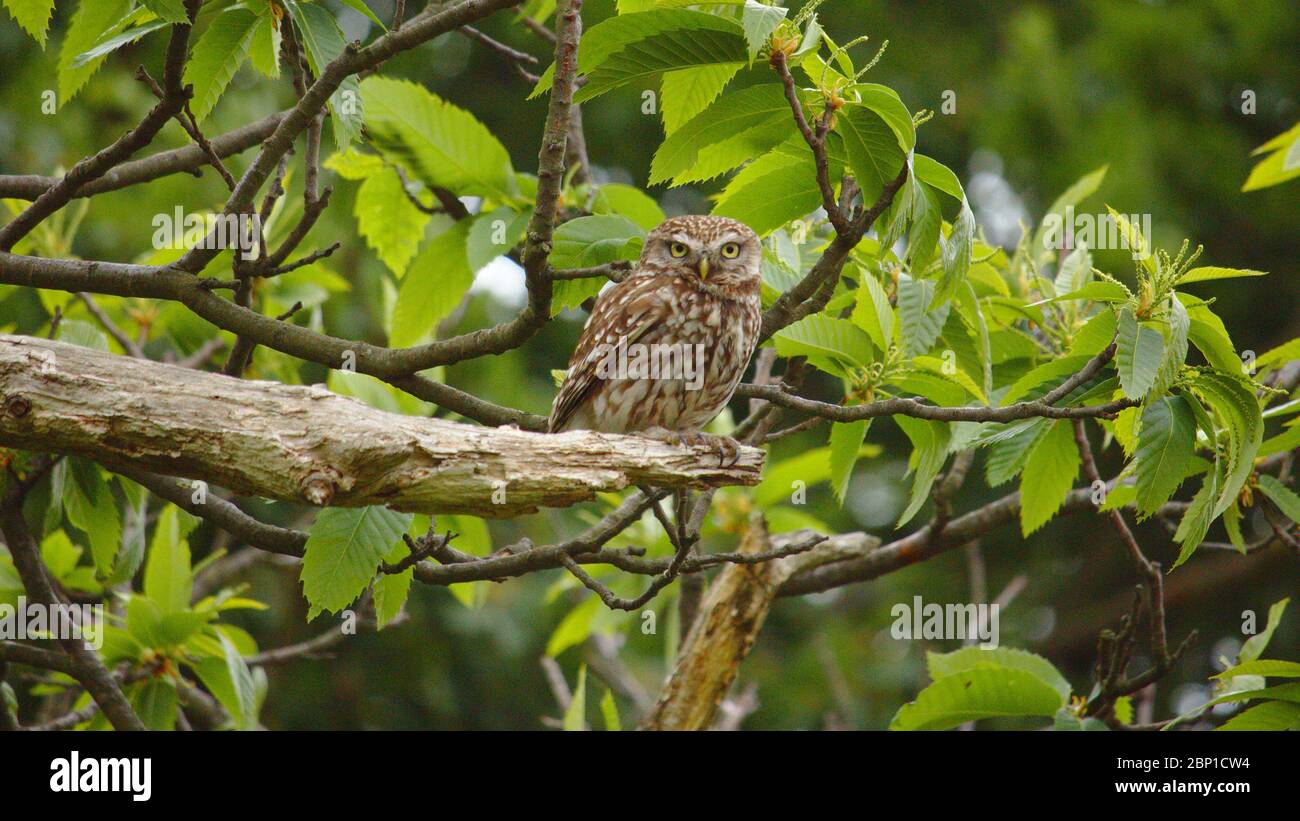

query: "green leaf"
left=354, top=169, right=431, bottom=276
left=837, top=102, right=906, bottom=204
left=547, top=594, right=600, bottom=657
left=1216, top=700, right=1300, bottom=731
left=3, top=0, right=55, bottom=46
left=549, top=215, right=646, bottom=313
left=895, top=416, right=951, bottom=527
left=659, top=62, right=742, bottom=136
left=712, top=139, right=830, bottom=236
left=890, top=667, right=1065, bottom=731
left=1038, top=280, right=1131, bottom=305
left=287, top=0, right=365, bottom=148
left=1019, top=420, right=1080, bottom=536
left=927, top=646, right=1073, bottom=702
left=1240, top=598, right=1290, bottom=664
left=1031, top=165, right=1107, bottom=259
left=856, top=83, right=915, bottom=153
left=599, top=688, right=621, bottom=731
left=337, top=0, right=387, bottom=30
left=373, top=544, right=413, bottom=630
left=1258, top=475, right=1300, bottom=523
left=984, top=419, right=1050, bottom=487
left=1115, top=308, right=1164, bottom=399
left=850, top=272, right=895, bottom=352
left=72, top=19, right=170, bottom=68
left=1105, top=205, right=1154, bottom=275
left=247, top=8, right=282, bottom=78
left=362, top=75, right=515, bottom=200
left=740, top=1, right=786, bottom=61
left=192, top=632, right=259, bottom=729
left=934, top=199, right=975, bottom=308
left=1177, top=266, right=1267, bottom=285
left=183, top=7, right=259, bottom=122
left=466, top=207, right=530, bottom=271
left=772, top=314, right=873, bottom=377
left=897, top=277, right=950, bottom=358
left=1190, top=370, right=1263, bottom=521
left=828, top=420, right=869, bottom=504
left=128, top=680, right=178, bottom=731
left=1216, top=659, right=1300, bottom=680
left=63, top=458, right=121, bottom=578
left=590, top=184, right=664, bottom=232
left=999, top=354, right=1092, bottom=406
left=139, top=0, right=187, bottom=24
left=575, top=15, right=747, bottom=103
left=324, top=148, right=387, bottom=180
left=391, top=219, right=473, bottom=347
left=143, top=505, right=196, bottom=614
left=58, top=0, right=134, bottom=105
left=300, top=506, right=412, bottom=619
left=1134, top=395, right=1196, bottom=517
left=649, top=83, right=789, bottom=185
left=563, top=664, right=587, bottom=731
left=1151, top=294, right=1189, bottom=398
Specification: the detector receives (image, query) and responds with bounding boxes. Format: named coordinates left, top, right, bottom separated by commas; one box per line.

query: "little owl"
left=548, top=215, right=763, bottom=442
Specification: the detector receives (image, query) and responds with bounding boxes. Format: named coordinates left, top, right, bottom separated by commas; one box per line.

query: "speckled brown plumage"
left=549, top=216, right=763, bottom=434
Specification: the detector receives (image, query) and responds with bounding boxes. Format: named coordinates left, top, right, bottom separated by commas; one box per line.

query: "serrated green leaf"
left=650, top=83, right=789, bottom=185
left=1019, top=420, right=1080, bottom=536
left=128, top=679, right=178, bottom=730
left=1216, top=700, right=1300, bottom=731
left=895, top=416, right=950, bottom=527
left=828, top=420, right=869, bottom=504
left=354, top=168, right=431, bottom=276
left=837, top=102, right=906, bottom=204
left=1215, top=659, right=1300, bottom=679
left=3, top=0, right=55, bottom=46
left=1031, top=165, right=1107, bottom=260
left=63, top=457, right=121, bottom=578
left=1258, top=475, right=1300, bottom=524
left=928, top=646, right=1072, bottom=702
left=300, top=506, right=412, bottom=619
left=362, top=75, right=515, bottom=200
left=890, top=667, right=1065, bottom=731
left=248, top=8, right=282, bottom=78
left=139, top=0, right=186, bottom=24
left=712, top=139, right=831, bottom=235
left=58, top=0, right=134, bottom=105
left=183, top=7, right=259, bottom=122
left=287, top=0, right=364, bottom=148
left=984, top=418, right=1049, bottom=487
left=337, top=0, right=386, bottom=30
left=897, top=276, right=950, bottom=358
left=659, top=62, right=742, bottom=136
left=575, top=16, right=747, bottom=103
left=850, top=272, right=894, bottom=352
left=1177, top=266, right=1267, bottom=285
left=740, top=1, right=786, bottom=61
left=772, top=314, right=873, bottom=377
left=1115, top=308, right=1164, bottom=399
left=72, top=19, right=170, bottom=68
left=1134, top=395, right=1196, bottom=517
left=192, top=631, right=259, bottom=729
left=144, top=505, right=195, bottom=614
left=391, top=219, right=473, bottom=347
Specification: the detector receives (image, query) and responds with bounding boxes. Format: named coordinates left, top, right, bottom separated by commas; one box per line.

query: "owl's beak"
left=697, top=257, right=710, bottom=279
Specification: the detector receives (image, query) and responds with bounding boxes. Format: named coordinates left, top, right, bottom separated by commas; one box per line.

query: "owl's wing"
left=548, top=274, right=672, bottom=433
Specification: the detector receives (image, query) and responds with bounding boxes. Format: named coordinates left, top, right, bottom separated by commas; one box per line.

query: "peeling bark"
left=0, top=335, right=763, bottom=517
left=639, top=520, right=879, bottom=730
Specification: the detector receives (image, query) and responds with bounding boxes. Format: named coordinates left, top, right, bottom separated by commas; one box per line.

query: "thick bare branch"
left=0, top=336, right=762, bottom=516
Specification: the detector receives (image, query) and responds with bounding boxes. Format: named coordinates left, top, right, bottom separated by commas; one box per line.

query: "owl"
left=548, top=215, right=763, bottom=438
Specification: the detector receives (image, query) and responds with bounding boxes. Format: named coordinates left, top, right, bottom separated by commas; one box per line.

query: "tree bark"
left=639, top=520, right=879, bottom=730
left=0, top=335, right=763, bottom=517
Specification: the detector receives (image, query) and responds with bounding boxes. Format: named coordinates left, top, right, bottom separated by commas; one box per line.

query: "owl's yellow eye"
left=669, top=242, right=688, bottom=258
left=720, top=242, right=740, bottom=259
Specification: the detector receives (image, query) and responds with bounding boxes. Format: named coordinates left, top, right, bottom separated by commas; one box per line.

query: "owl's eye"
left=669, top=242, right=688, bottom=258
left=720, top=242, right=740, bottom=259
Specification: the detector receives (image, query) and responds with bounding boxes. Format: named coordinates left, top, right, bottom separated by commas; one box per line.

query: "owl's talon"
left=642, top=429, right=740, bottom=468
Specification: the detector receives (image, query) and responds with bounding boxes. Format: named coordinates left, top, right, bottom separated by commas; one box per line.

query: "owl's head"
left=639, top=216, right=761, bottom=295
